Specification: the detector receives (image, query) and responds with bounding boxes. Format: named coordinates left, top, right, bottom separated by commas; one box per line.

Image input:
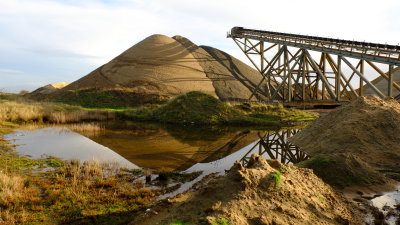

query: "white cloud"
left=0, top=68, right=25, bottom=75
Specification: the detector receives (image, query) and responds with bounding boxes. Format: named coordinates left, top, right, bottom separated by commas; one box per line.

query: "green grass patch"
left=211, top=217, right=231, bottom=225
left=121, top=91, right=317, bottom=127
left=296, top=157, right=334, bottom=168
left=271, top=171, right=283, bottom=186
left=151, top=91, right=239, bottom=124
left=51, top=88, right=170, bottom=108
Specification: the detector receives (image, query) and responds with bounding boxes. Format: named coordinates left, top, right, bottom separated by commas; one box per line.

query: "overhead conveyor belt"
left=228, top=27, right=400, bottom=66
left=227, top=27, right=400, bottom=102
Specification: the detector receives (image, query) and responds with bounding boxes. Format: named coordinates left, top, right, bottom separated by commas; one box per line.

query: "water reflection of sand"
left=84, top=129, right=257, bottom=171
left=84, top=126, right=260, bottom=171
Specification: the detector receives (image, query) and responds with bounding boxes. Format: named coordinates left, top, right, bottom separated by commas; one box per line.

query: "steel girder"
left=228, top=27, right=400, bottom=102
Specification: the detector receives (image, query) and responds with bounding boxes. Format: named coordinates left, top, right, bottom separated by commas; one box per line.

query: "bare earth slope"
left=30, top=82, right=70, bottom=95
left=173, top=35, right=266, bottom=101
left=362, top=67, right=400, bottom=97
left=64, top=34, right=217, bottom=96
left=51, top=34, right=265, bottom=103
left=290, top=96, right=400, bottom=187
left=133, top=155, right=362, bottom=225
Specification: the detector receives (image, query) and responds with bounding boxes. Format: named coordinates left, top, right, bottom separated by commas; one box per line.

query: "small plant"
left=211, top=217, right=231, bottom=225
left=317, top=194, right=326, bottom=202
left=271, top=171, right=283, bottom=189
left=279, top=165, right=287, bottom=174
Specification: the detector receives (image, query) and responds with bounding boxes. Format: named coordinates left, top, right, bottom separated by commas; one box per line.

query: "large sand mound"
left=58, top=34, right=266, bottom=102
left=30, top=82, right=70, bottom=95
left=173, top=35, right=267, bottom=101
left=64, top=34, right=216, bottom=96
left=133, top=155, right=362, bottom=224
left=290, top=96, right=400, bottom=187
left=362, top=67, right=400, bottom=97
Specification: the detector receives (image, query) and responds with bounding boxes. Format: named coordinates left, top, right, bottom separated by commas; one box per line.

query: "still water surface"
left=5, top=122, right=307, bottom=174
left=6, top=122, right=308, bottom=198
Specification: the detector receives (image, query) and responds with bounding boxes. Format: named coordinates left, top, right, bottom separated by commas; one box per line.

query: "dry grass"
left=19, top=123, right=105, bottom=137
left=0, top=100, right=115, bottom=124
left=56, top=159, right=121, bottom=187
left=0, top=172, right=41, bottom=224
left=63, top=123, right=105, bottom=137
left=0, top=158, right=154, bottom=224
left=0, top=172, right=25, bottom=207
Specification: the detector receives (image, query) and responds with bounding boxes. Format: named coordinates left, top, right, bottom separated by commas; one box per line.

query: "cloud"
left=0, top=0, right=398, bottom=92
left=0, top=68, right=25, bottom=75
left=29, top=49, right=102, bottom=59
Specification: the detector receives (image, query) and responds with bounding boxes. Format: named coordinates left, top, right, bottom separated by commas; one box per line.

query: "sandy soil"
left=362, top=67, right=400, bottom=97
left=41, top=34, right=267, bottom=102
left=30, top=82, right=70, bottom=95
left=290, top=96, right=400, bottom=189
left=132, top=155, right=363, bottom=225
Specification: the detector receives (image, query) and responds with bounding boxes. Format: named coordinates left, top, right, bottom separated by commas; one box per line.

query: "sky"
left=0, top=0, right=399, bottom=92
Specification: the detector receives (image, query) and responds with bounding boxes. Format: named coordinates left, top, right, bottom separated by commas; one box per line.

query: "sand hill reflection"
left=240, top=129, right=310, bottom=166
left=76, top=121, right=262, bottom=172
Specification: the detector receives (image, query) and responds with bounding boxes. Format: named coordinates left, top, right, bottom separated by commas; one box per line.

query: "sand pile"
left=290, top=96, right=400, bottom=187
left=41, top=34, right=267, bottom=104
left=362, top=67, right=400, bottom=98
left=173, top=35, right=268, bottom=101
left=30, top=82, right=70, bottom=96
left=133, top=155, right=362, bottom=225
left=64, top=34, right=216, bottom=96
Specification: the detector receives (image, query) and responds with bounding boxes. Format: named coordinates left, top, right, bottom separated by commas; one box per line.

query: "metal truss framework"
left=240, top=129, right=309, bottom=167
left=228, top=27, right=400, bottom=102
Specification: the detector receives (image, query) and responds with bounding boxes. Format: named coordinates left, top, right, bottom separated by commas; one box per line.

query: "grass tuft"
left=211, top=217, right=231, bottom=225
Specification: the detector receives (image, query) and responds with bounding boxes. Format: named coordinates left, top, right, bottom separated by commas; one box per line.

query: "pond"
left=5, top=121, right=399, bottom=222
left=5, top=122, right=307, bottom=173
left=5, top=121, right=309, bottom=197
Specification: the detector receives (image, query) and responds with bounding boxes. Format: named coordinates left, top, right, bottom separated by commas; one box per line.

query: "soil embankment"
left=290, top=96, right=400, bottom=188
left=133, top=155, right=362, bottom=225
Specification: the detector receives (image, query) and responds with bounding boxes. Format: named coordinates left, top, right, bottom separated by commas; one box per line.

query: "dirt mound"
left=297, top=153, right=390, bottom=188
left=362, top=67, right=400, bottom=97
left=173, top=35, right=267, bottom=101
left=133, top=155, right=362, bottom=225
left=30, top=82, right=70, bottom=95
left=64, top=34, right=217, bottom=96
left=290, top=96, right=400, bottom=186
left=47, top=34, right=266, bottom=105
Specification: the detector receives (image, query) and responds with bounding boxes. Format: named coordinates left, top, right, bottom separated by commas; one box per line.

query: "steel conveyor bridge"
left=228, top=27, right=400, bottom=103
